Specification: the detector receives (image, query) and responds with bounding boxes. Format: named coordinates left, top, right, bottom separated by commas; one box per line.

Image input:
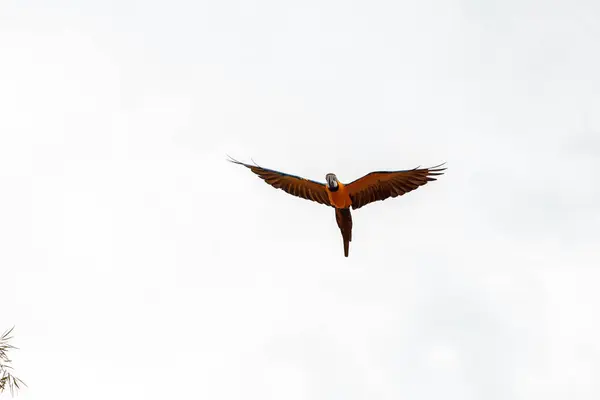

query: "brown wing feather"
left=228, top=156, right=332, bottom=207
left=345, top=163, right=446, bottom=210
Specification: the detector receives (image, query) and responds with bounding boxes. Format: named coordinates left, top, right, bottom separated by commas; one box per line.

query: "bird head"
left=325, top=173, right=338, bottom=189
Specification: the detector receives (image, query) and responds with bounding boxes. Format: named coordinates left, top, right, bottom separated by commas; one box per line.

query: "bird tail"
left=335, top=208, right=353, bottom=258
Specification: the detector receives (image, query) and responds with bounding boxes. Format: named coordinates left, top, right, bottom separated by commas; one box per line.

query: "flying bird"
left=228, top=156, right=445, bottom=257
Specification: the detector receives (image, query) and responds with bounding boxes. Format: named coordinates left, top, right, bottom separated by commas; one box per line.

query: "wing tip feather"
left=226, top=155, right=262, bottom=169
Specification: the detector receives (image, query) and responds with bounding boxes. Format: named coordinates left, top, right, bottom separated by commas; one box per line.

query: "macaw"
left=228, top=156, right=445, bottom=257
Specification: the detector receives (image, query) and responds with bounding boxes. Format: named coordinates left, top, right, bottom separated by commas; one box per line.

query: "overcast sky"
left=1, top=0, right=599, bottom=399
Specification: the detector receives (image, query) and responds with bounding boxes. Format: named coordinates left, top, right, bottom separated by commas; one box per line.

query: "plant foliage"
left=0, top=327, right=26, bottom=397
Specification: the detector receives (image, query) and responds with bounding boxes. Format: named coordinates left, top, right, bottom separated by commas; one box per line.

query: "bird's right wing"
left=228, top=156, right=333, bottom=207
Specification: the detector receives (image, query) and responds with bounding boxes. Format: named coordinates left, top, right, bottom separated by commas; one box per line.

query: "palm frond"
left=0, top=327, right=25, bottom=397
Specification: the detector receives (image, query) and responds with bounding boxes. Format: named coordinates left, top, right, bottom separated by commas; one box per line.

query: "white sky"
left=1, top=0, right=599, bottom=399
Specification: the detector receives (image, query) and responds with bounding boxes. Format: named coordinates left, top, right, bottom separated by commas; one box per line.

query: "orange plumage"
left=228, top=156, right=445, bottom=257
left=326, top=182, right=353, bottom=209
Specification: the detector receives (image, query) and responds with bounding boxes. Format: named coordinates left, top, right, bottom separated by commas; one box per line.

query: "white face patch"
left=326, top=174, right=338, bottom=188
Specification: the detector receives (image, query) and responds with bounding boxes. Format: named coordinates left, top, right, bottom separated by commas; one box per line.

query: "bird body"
left=228, top=156, right=445, bottom=257
left=326, top=182, right=353, bottom=209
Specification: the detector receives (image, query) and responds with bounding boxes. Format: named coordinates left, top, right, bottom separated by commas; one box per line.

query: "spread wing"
left=346, top=163, right=446, bottom=210
left=228, top=156, right=332, bottom=207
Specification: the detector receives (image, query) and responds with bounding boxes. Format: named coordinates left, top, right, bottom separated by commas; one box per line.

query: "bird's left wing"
left=345, top=163, right=446, bottom=210
left=228, top=157, right=332, bottom=207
